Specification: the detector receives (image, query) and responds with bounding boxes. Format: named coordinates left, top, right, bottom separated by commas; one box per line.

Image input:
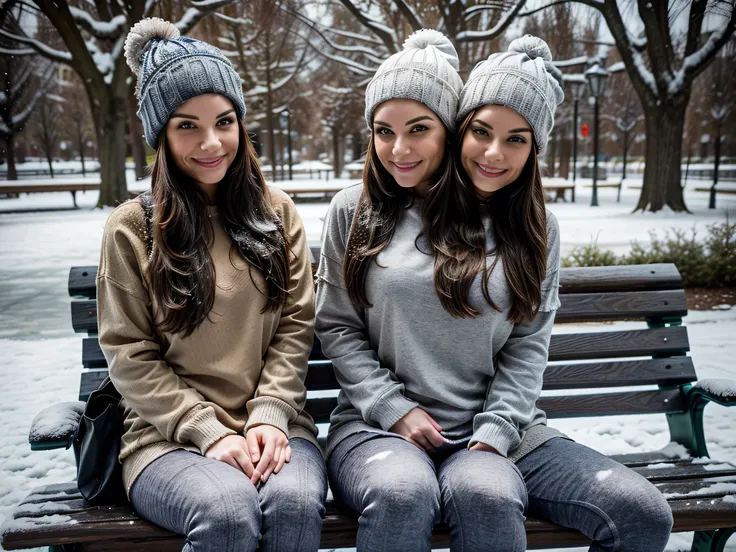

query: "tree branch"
left=175, top=0, right=236, bottom=35
left=393, top=0, right=423, bottom=31
left=0, top=28, right=72, bottom=64
left=337, top=0, right=398, bottom=53
left=68, top=6, right=127, bottom=39
left=682, top=6, right=736, bottom=85
left=456, top=0, right=526, bottom=42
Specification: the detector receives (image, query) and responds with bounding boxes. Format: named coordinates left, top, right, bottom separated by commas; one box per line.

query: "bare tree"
left=601, top=71, right=644, bottom=181
left=1, top=0, right=234, bottom=206
left=0, top=5, right=55, bottom=180
left=534, top=0, right=736, bottom=212
left=32, top=92, right=64, bottom=177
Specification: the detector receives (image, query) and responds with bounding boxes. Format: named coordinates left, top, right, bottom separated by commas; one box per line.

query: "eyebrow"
left=373, top=115, right=435, bottom=129
left=170, top=109, right=235, bottom=121
left=472, top=119, right=532, bottom=134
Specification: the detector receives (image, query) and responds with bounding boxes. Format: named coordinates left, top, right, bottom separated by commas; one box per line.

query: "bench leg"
left=71, top=190, right=78, bottom=208
left=691, top=529, right=735, bottom=552
left=49, top=545, right=79, bottom=552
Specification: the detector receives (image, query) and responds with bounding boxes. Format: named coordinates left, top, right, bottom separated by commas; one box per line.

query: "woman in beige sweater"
left=96, top=18, right=325, bottom=552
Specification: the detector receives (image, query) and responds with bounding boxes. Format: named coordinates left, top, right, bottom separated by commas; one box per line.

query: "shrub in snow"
left=563, top=217, right=736, bottom=288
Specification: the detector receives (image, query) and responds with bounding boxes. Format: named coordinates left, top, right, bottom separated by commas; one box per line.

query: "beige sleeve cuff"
left=177, top=405, right=237, bottom=455
left=245, top=396, right=297, bottom=437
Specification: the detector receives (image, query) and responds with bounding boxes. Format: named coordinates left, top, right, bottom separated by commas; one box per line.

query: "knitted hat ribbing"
left=457, top=35, right=564, bottom=154
left=124, top=18, right=246, bottom=148
left=365, top=29, right=463, bottom=132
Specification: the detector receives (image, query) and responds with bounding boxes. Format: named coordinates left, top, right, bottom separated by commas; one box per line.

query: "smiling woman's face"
left=165, top=93, right=239, bottom=199
left=372, top=99, right=447, bottom=196
left=460, top=104, right=533, bottom=199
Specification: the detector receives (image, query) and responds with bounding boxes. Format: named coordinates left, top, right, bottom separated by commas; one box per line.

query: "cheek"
left=460, top=137, right=481, bottom=174
left=374, top=140, right=392, bottom=168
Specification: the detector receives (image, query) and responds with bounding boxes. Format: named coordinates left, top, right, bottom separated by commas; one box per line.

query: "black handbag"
left=72, top=376, right=127, bottom=504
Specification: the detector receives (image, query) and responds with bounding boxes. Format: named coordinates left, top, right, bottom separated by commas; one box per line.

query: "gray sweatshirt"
left=315, top=184, right=566, bottom=460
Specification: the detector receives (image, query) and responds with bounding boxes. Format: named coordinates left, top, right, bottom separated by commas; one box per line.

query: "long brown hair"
left=424, top=109, right=548, bottom=324
left=344, top=134, right=453, bottom=307
left=148, top=119, right=290, bottom=337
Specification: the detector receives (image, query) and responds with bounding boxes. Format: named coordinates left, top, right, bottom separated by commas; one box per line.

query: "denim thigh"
left=328, top=432, right=441, bottom=552
left=517, top=437, right=673, bottom=552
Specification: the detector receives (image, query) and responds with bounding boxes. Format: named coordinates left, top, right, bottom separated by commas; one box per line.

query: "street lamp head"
left=584, top=63, right=609, bottom=99
left=568, top=78, right=587, bottom=102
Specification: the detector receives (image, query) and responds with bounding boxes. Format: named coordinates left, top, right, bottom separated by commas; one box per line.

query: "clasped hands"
left=389, top=407, right=500, bottom=455
left=205, top=425, right=290, bottom=484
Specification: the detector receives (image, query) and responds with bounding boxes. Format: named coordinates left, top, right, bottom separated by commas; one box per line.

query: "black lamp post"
left=569, top=78, right=587, bottom=186
left=584, top=62, right=608, bottom=207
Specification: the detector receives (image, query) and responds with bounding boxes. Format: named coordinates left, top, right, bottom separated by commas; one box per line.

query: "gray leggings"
left=328, top=434, right=673, bottom=552
left=130, top=438, right=327, bottom=552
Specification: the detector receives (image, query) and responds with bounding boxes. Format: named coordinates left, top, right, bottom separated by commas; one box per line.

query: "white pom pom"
left=403, top=29, right=459, bottom=71
left=124, top=18, right=180, bottom=76
left=508, top=35, right=552, bottom=62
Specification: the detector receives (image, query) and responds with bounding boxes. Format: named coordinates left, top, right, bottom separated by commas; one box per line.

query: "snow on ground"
left=0, top=174, right=735, bottom=551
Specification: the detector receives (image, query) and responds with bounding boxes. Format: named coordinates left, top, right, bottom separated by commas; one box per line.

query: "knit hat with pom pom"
left=124, top=18, right=246, bottom=148
left=457, top=35, right=565, bottom=154
left=365, top=29, right=463, bottom=132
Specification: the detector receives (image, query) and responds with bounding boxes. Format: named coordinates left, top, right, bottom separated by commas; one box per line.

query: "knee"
left=364, top=470, right=441, bottom=523
left=262, top=470, right=326, bottom=524
left=615, top=487, right=672, bottom=550
left=192, top=476, right=261, bottom=551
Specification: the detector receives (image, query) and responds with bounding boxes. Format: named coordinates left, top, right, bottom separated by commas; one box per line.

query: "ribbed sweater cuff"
left=470, top=420, right=521, bottom=458
left=371, top=391, right=419, bottom=432
left=245, top=397, right=296, bottom=437
left=182, top=408, right=237, bottom=454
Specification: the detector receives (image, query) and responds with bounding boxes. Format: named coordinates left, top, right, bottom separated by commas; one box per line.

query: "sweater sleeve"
left=314, top=189, right=418, bottom=431
left=470, top=212, right=561, bottom=456
left=245, top=192, right=314, bottom=437
left=97, top=202, right=235, bottom=455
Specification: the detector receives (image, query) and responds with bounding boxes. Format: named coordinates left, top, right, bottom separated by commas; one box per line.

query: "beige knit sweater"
left=97, top=187, right=318, bottom=495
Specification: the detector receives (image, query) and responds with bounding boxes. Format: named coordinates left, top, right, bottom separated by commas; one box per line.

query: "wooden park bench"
left=584, top=180, right=624, bottom=202
left=0, top=179, right=101, bottom=208
left=2, top=261, right=736, bottom=551
left=542, top=181, right=575, bottom=202
left=695, top=186, right=736, bottom=196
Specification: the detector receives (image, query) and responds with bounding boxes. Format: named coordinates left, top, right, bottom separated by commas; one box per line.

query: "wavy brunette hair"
left=424, top=109, right=548, bottom=324
left=147, top=119, right=290, bottom=337
left=344, top=133, right=453, bottom=307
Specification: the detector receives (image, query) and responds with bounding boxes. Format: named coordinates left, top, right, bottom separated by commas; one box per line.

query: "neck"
left=197, top=181, right=218, bottom=205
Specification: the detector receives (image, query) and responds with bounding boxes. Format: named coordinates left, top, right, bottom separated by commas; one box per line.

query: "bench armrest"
left=688, top=379, right=736, bottom=408
left=29, top=402, right=85, bottom=451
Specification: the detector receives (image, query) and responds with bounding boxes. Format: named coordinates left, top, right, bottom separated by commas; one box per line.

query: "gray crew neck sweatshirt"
left=315, top=184, right=565, bottom=460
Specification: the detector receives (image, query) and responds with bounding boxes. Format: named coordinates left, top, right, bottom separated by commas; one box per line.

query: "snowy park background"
left=2, top=0, right=736, bottom=549
left=0, top=171, right=735, bottom=551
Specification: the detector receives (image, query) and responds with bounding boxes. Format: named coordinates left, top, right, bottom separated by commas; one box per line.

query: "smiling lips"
left=193, top=156, right=225, bottom=168
left=476, top=163, right=507, bottom=178
left=392, top=161, right=421, bottom=173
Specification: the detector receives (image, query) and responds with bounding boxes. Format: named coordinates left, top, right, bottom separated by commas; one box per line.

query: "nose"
left=392, top=135, right=410, bottom=157
left=200, top=128, right=221, bottom=152
left=484, top=139, right=504, bottom=163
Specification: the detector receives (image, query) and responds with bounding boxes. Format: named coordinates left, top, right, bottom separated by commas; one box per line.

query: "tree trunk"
left=634, top=99, right=689, bottom=212
left=709, top=124, right=721, bottom=209
left=75, top=128, right=86, bottom=177
left=96, top=96, right=129, bottom=207
left=264, top=26, right=277, bottom=181
left=4, top=136, right=17, bottom=180
left=622, top=130, right=629, bottom=180
left=352, top=131, right=362, bottom=161
left=126, top=91, right=148, bottom=181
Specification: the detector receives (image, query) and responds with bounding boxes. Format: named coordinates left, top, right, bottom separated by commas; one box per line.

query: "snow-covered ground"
left=0, top=175, right=735, bottom=551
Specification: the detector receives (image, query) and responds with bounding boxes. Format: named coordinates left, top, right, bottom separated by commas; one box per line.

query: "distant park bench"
left=695, top=186, right=736, bottom=196
left=583, top=180, right=624, bottom=202
left=0, top=179, right=100, bottom=208
left=0, top=168, right=96, bottom=178
left=542, top=181, right=575, bottom=202
left=2, top=261, right=735, bottom=551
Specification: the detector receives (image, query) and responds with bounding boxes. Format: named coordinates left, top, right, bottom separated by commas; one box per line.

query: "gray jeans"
left=327, top=434, right=673, bottom=552
left=130, top=438, right=327, bottom=552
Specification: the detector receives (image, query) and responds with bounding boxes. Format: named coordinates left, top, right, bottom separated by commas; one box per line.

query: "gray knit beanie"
left=457, top=35, right=564, bottom=154
left=124, top=18, right=246, bottom=148
left=365, top=29, right=463, bottom=132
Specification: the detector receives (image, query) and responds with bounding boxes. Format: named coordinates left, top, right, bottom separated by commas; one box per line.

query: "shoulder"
left=329, top=183, right=363, bottom=225
left=103, top=198, right=148, bottom=245
left=267, top=185, right=296, bottom=217
left=545, top=209, right=559, bottom=241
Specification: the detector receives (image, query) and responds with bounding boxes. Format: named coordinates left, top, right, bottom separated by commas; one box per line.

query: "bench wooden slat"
left=542, top=357, right=696, bottom=389
left=68, top=263, right=685, bottom=302
left=547, top=326, right=689, bottom=361
left=69, top=266, right=98, bottom=299
left=71, top=288, right=688, bottom=335
left=554, top=289, right=687, bottom=323
left=557, top=264, right=683, bottom=294
left=81, top=325, right=690, bottom=372
left=654, top=475, right=736, bottom=500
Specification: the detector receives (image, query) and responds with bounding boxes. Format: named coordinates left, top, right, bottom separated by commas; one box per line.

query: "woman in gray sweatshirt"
left=316, top=35, right=673, bottom=552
